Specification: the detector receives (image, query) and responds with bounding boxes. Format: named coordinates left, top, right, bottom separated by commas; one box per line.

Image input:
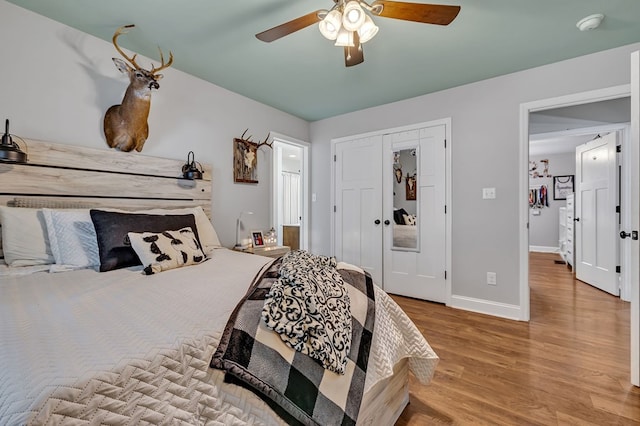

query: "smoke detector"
left=576, top=14, right=604, bottom=31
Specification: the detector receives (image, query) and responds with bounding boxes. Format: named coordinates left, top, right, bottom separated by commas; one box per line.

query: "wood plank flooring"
left=393, top=252, right=640, bottom=425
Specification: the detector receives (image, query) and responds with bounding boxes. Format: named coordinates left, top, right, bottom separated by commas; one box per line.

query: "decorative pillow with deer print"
left=403, top=214, right=417, bottom=226
left=128, top=227, right=206, bottom=275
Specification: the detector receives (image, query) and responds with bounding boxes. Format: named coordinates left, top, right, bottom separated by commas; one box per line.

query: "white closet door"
left=383, top=125, right=447, bottom=302
left=334, top=135, right=383, bottom=285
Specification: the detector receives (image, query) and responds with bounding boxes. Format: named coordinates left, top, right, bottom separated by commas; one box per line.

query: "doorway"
left=271, top=132, right=309, bottom=251
left=520, top=84, right=638, bottom=386
left=529, top=124, right=629, bottom=297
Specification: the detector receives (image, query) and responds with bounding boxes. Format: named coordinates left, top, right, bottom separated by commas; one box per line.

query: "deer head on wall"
left=103, top=25, right=173, bottom=152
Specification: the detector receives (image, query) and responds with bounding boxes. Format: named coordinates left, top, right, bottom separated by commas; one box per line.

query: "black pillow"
left=393, top=208, right=409, bottom=225
left=90, top=210, right=201, bottom=272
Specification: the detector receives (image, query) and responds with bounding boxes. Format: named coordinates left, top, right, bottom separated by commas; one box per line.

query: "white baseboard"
left=529, top=245, right=559, bottom=253
left=448, top=295, right=523, bottom=321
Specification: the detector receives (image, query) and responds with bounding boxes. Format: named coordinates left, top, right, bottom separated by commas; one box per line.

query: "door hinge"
left=333, top=205, right=336, bottom=213
left=617, top=145, right=622, bottom=153
left=334, top=154, right=336, bottom=162
left=616, top=205, right=620, bottom=213
left=444, top=205, right=447, bottom=214
left=444, top=270, right=447, bottom=280
left=616, top=265, right=621, bottom=273
left=444, top=139, right=447, bottom=148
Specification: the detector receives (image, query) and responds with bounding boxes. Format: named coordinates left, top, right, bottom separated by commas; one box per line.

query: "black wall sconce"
left=181, top=151, right=204, bottom=180
left=0, top=119, right=28, bottom=163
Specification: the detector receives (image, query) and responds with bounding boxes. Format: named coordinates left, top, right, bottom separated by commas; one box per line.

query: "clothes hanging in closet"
left=529, top=185, right=548, bottom=208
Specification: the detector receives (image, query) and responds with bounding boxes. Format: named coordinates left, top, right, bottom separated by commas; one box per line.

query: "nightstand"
left=233, top=245, right=291, bottom=258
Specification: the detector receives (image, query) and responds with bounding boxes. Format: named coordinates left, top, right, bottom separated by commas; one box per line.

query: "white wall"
left=0, top=1, right=309, bottom=247
left=310, top=42, right=640, bottom=312
left=528, top=152, right=576, bottom=249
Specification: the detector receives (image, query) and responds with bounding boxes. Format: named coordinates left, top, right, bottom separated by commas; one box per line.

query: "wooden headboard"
left=0, top=138, right=212, bottom=212
left=0, top=139, right=213, bottom=258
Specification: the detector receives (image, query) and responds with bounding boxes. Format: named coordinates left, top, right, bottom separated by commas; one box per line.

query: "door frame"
left=519, top=84, right=631, bottom=322
left=270, top=132, right=310, bottom=251
left=630, top=50, right=639, bottom=386
left=330, top=118, right=452, bottom=304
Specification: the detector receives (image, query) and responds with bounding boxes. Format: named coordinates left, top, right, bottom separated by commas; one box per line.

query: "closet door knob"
left=620, top=231, right=631, bottom=239
left=384, top=220, right=391, bottom=226
left=574, top=217, right=580, bottom=222
left=374, top=219, right=381, bottom=225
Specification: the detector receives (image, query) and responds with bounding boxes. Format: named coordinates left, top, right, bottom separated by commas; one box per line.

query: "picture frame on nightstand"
left=251, top=231, right=265, bottom=247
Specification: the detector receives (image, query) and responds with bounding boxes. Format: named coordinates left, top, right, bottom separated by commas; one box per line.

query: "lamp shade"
left=0, top=119, right=27, bottom=164
left=342, top=1, right=365, bottom=31
left=319, top=9, right=342, bottom=40
left=235, top=211, right=254, bottom=247
left=334, top=27, right=355, bottom=47
left=357, top=14, right=379, bottom=43
left=181, top=151, right=203, bottom=180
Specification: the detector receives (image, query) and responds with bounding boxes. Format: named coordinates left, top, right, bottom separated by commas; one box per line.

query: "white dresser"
left=564, top=194, right=575, bottom=269
left=559, top=206, right=567, bottom=259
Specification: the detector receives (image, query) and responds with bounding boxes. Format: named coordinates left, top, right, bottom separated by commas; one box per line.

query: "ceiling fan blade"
left=256, top=10, right=325, bottom=42
left=344, top=32, right=364, bottom=67
left=371, top=1, right=461, bottom=25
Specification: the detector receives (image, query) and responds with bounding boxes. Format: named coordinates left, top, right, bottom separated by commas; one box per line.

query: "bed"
left=391, top=208, right=417, bottom=249
left=0, top=139, right=438, bottom=425
left=393, top=224, right=417, bottom=248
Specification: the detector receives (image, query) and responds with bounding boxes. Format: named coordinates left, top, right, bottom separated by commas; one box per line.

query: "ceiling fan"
left=256, top=1, right=461, bottom=67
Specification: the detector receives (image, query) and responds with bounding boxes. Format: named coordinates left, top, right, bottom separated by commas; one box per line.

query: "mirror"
left=391, top=148, right=418, bottom=250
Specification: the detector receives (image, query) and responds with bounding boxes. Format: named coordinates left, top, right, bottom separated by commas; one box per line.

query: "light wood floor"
left=393, top=252, right=640, bottom=425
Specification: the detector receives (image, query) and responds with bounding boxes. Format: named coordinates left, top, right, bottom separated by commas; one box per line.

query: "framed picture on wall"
left=406, top=174, right=417, bottom=200
left=553, top=175, right=574, bottom=200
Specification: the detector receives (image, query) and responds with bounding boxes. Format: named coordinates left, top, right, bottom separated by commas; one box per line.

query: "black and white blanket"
left=211, top=254, right=376, bottom=426
left=262, top=250, right=352, bottom=374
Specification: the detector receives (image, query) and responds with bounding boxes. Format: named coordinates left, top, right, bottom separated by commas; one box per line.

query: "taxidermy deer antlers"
left=103, top=24, right=173, bottom=152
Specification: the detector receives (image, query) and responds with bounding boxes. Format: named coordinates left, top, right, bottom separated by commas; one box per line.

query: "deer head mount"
left=233, top=130, right=273, bottom=183
left=103, top=24, right=173, bottom=152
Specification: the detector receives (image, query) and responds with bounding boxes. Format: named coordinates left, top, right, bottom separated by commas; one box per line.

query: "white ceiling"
left=6, top=0, right=640, bottom=121
left=529, top=97, right=630, bottom=156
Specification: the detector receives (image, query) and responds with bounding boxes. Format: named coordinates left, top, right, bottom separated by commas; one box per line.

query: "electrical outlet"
left=482, top=187, right=496, bottom=199
left=487, top=272, right=497, bottom=285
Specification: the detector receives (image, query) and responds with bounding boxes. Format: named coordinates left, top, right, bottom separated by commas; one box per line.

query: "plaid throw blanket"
left=211, top=256, right=376, bottom=426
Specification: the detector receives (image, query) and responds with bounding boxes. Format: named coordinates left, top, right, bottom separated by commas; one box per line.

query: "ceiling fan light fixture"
left=334, top=27, right=355, bottom=47
left=342, top=1, right=365, bottom=31
left=319, top=9, right=342, bottom=40
left=357, top=14, right=378, bottom=43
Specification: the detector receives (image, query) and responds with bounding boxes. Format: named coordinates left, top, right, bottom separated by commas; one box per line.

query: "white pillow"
left=42, top=209, right=100, bottom=272
left=128, top=227, right=206, bottom=275
left=403, top=214, right=417, bottom=226
left=155, top=206, right=221, bottom=255
left=0, top=206, right=54, bottom=267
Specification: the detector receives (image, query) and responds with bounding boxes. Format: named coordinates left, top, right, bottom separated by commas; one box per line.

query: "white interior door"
left=383, top=125, right=447, bottom=302
left=334, top=136, right=383, bottom=285
left=575, top=132, right=619, bottom=295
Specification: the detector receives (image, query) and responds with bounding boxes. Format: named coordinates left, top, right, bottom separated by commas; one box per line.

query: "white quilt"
left=0, top=249, right=437, bottom=425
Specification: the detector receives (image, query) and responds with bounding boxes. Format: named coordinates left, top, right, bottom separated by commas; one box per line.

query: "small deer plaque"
left=233, top=130, right=272, bottom=184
